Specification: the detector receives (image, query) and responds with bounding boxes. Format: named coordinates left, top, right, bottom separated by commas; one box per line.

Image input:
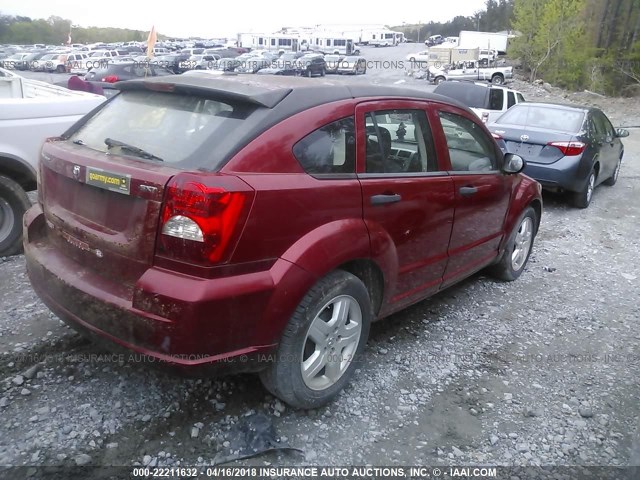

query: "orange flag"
left=146, top=25, right=157, bottom=58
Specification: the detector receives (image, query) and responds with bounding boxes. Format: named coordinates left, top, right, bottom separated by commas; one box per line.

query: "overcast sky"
left=2, top=0, right=488, bottom=38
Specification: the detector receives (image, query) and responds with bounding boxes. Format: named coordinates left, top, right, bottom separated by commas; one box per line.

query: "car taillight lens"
left=491, top=132, right=502, bottom=140
left=158, top=174, right=254, bottom=266
left=547, top=141, right=586, bottom=156
left=102, top=75, right=119, bottom=83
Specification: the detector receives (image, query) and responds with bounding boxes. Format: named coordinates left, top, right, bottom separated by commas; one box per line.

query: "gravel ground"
left=1, top=48, right=639, bottom=474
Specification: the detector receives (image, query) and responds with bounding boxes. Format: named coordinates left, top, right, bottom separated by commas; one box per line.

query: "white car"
left=71, top=50, right=126, bottom=75
left=428, top=62, right=513, bottom=85
left=405, top=50, right=430, bottom=65
left=479, top=49, right=498, bottom=63
left=336, top=56, right=367, bottom=75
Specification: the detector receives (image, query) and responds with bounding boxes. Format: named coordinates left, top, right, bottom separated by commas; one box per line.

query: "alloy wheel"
left=301, top=295, right=362, bottom=391
left=0, top=198, right=15, bottom=244
left=586, top=172, right=595, bottom=203
left=511, top=216, right=534, bottom=272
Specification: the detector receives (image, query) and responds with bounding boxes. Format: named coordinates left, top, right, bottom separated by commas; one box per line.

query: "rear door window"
left=507, top=91, right=516, bottom=108
left=364, top=109, right=437, bottom=173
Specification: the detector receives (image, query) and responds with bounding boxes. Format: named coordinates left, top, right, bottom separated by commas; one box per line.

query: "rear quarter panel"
left=222, top=100, right=373, bottom=340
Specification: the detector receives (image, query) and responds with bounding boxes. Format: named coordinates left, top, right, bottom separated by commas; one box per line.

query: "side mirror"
left=615, top=128, right=630, bottom=138
left=503, top=153, right=526, bottom=174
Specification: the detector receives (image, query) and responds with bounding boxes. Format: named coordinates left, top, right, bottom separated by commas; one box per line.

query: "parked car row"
left=174, top=51, right=368, bottom=76
left=0, top=44, right=249, bottom=74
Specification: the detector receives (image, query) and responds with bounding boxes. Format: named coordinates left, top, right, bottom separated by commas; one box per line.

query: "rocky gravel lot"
left=1, top=57, right=639, bottom=477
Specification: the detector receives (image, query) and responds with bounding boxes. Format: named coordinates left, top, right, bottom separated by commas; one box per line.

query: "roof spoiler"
left=115, top=78, right=292, bottom=108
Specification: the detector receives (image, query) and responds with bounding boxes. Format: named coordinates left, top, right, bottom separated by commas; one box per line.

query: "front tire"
left=571, top=168, right=596, bottom=208
left=603, top=158, right=621, bottom=186
left=434, top=76, right=446, bottom=85
left=0, top=175, right=31, bottom=256
left=259, top=270, right=372, bottom=409
left=488, top=207, right=537, bottom=281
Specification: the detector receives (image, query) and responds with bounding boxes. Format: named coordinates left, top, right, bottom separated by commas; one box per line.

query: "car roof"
left=436, top=80, right=520, bottom=93
left=116, top=74, right=469, bottom=110
left=511, top=101, right=592, bottom=113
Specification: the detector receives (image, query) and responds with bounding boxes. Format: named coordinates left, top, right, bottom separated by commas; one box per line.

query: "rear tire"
left=491, top=74, right=504, bottom=85
left=259, top=270, right=372, bottom=409
left=0, top=175, right=31, bottom=257
left=434, top=76, right=446, bottom=85
left=488, top=207, right=537, bottom=281
left=603, top=158, right=621, bottom=186
left=571, top=168, right=596, bottom=208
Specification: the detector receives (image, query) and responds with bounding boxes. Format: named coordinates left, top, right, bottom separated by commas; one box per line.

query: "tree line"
left=510, top=0, right=640, bottom=95
left=0, top=14, right=152, bottom=45
left=393, top=0, right=639, bottom=95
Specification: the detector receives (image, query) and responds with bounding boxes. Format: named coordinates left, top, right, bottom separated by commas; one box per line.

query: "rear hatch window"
left=497, top=105, right=584, bottom=133
left=68, top=90, right=256, bottom=170
left=434, top=83, right=489, bottom=109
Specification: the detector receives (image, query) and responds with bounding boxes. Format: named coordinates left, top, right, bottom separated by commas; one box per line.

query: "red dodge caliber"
left=24, top=75, right=542, bottom=408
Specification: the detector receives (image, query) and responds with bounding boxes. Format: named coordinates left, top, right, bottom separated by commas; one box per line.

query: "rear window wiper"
left=104, top=137, right=164, bottom=162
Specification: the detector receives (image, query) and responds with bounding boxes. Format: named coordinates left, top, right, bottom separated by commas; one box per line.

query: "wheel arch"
left=0, top=153, right=37, bottom=191
left=529, top=198, right=542, bottom=232
left=491, top=73, right=505, bottom=84
left=336, top=258, right=385, bottom=318
left=258, top=220, right=383, bottom=344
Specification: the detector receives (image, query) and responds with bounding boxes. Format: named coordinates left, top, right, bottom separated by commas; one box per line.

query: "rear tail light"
left=491, top=132, right=503, bottom=140
left=102, top=75, right=119, bottom=83
left=547, top=141, right=586, bottom=156
left=158, top=174, right=254, bottom=266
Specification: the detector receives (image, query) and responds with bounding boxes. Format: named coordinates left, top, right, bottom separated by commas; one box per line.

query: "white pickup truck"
left=428, top=62, right=513, bottom=85
left=0, top=70, right=105, bottom=255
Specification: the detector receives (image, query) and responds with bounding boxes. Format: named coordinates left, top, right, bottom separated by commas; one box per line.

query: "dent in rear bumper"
left=24, top=204, right=313, bottom=372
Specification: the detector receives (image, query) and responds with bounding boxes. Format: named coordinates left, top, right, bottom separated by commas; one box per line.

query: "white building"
left=237, top=24, right=405, bottom=53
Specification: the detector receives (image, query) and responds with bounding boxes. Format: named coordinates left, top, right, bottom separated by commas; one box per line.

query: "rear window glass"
left=434, top=83, right=488, bottom=109
left=68, top=90, right=256, bottom=168
left=488, top=89, right=504, bottom=110
left=293, top=117, right=355, bottom=175
left=497, top=105, right=584, bottom=133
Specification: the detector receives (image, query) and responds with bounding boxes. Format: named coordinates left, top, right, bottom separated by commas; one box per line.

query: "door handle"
left=370, top=194, right=401, bottom=205
left=459, top=186, right=478, bottom=196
